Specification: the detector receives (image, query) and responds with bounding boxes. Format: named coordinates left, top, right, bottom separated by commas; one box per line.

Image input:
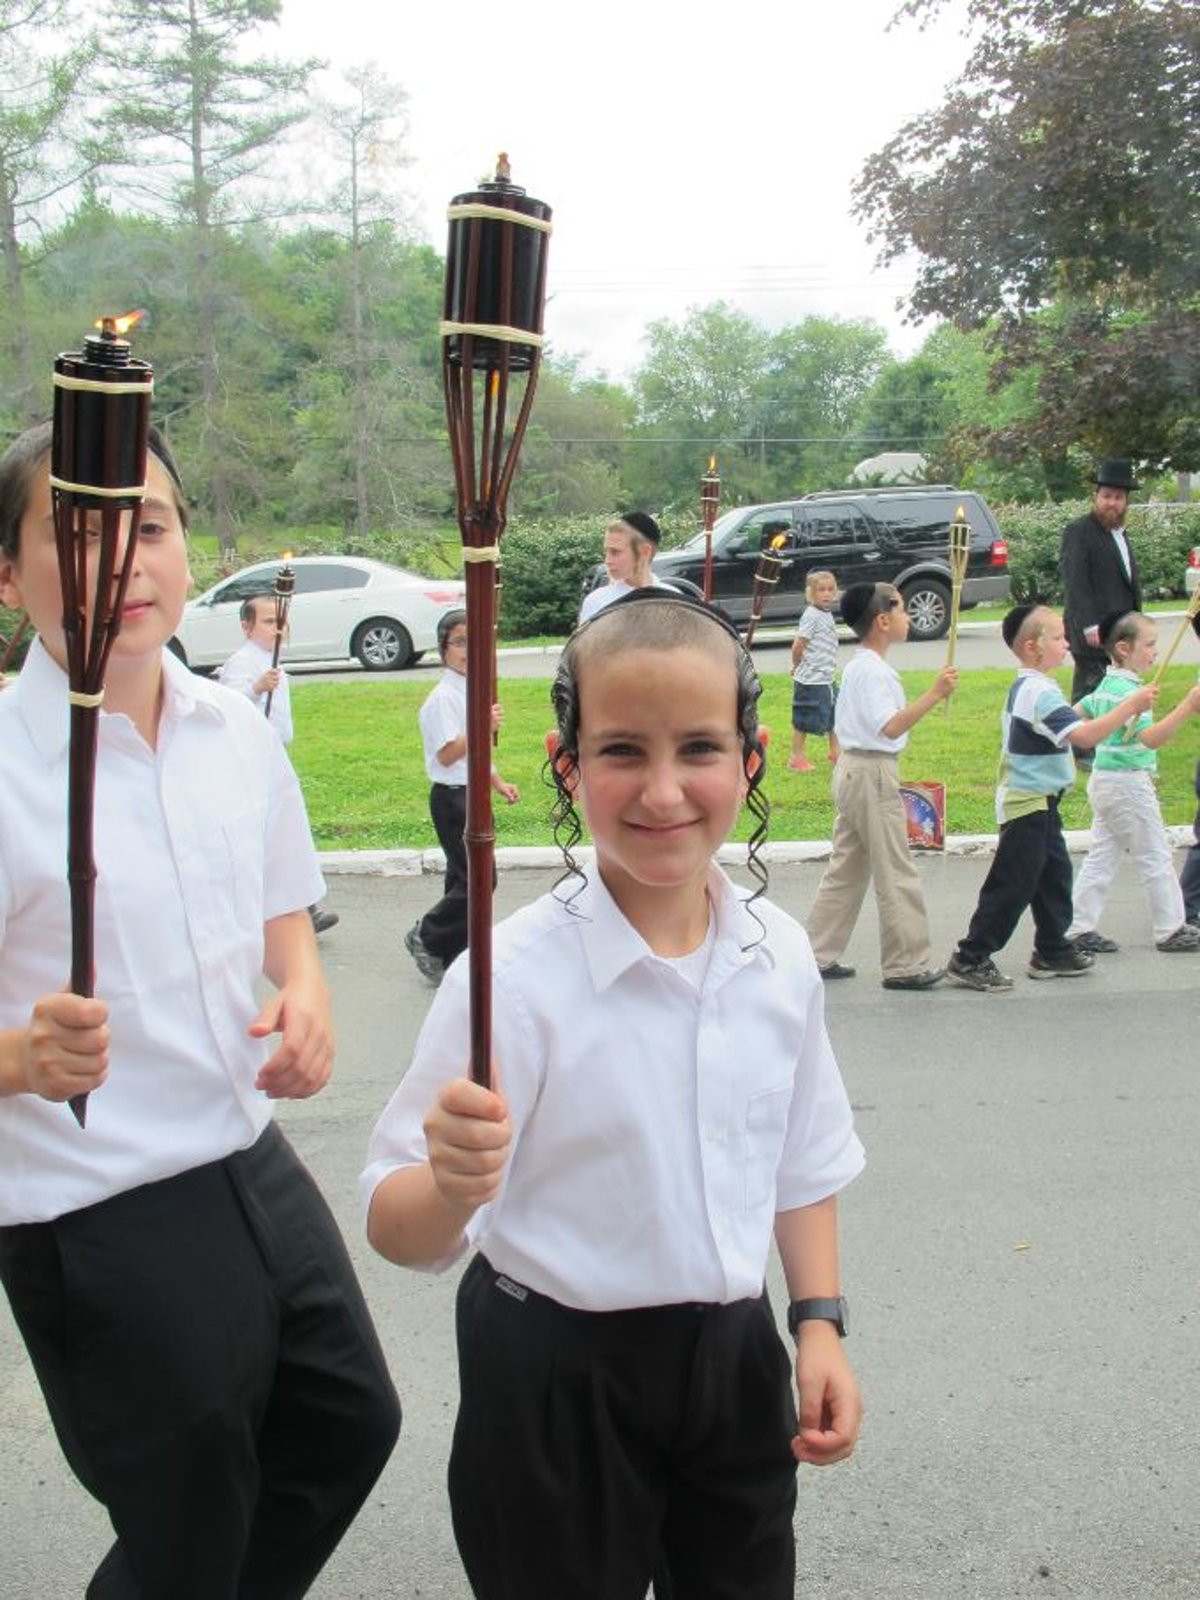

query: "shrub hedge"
left=997, top=501, right=1199, bottom=606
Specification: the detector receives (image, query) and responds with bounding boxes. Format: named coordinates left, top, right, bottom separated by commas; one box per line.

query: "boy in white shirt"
left=805, top=582, right=956, bottom=989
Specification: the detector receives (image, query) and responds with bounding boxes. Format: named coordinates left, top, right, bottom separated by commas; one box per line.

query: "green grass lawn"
left=291, top=667, right=1200, bottom=852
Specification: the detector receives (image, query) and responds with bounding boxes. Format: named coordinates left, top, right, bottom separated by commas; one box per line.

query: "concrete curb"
left=319, top=825, right=1197, bottom=876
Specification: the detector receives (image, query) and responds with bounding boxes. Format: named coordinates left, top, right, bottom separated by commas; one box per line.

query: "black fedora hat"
left=1091, top=458, right=1140, bottom=491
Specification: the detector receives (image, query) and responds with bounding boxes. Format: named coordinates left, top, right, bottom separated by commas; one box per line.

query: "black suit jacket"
left=1059, top=511, right=1141, bottom=664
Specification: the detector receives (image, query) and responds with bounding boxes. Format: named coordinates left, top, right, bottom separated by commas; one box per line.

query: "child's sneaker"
left=1071, top=930, right=1118, bottom=955
left=404, top=922, right=445, bottom=985
left=1027, top=948, right=1094, bottom=979
left=946, top=953, right=1014, bottom=992
left=1155, top=924, right=1200, bottom=952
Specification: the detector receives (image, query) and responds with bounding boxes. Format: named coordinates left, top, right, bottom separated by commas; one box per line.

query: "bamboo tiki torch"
left=50, top=312, right=154, bottom=1127
left=0, top=609, right=30, bottom=674
left=441, top=154, right=551, bottom=1089
left=945, top=505, right=971, bottom=713
left=700, top=454, right=720, bottom=602
left=263, top=554, right=294, bottom=722
left=743, top=531, right=788, bottom=648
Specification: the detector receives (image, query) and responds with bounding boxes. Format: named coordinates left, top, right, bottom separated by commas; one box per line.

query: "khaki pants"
left=806, top=751, right=933, bottom=979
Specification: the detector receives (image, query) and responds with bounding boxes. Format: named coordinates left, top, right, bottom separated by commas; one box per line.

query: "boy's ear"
left=0, top=555, right=22, bottom=612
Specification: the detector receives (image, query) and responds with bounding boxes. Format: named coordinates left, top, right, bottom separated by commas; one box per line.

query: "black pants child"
left=956, top=793, right=1075, bottom=963
left=1178, top=758, right=1200, bottom=924
left=419, top=782, right=468, bottom=963
left=449, top=1254, right=798, bottom=1600
left=0, top=1124, right=400, bottom=1600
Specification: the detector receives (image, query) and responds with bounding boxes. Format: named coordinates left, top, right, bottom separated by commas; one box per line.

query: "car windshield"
left=679, top=508, right=745, bottom=552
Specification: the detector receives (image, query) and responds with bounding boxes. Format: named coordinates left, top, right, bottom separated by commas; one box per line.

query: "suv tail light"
left=423, top=587, right=465, bottom=602
left=989, top=539, right=1009, bottom=568
left=1187, top=549, right=1200, bottom=570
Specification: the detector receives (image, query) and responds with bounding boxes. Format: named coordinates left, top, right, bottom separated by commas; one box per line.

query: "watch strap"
left=786, top=1295, right=848, bottom=1338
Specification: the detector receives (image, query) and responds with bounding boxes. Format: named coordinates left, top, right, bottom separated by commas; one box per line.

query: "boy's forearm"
left=1140, top=701, right=1190, bottom=750
left=882, top=686, right=939, bottom=740
left=775, top=1194, right=843, bottom=1299
left=367, top=1163, right=476, bottom=1267
left=263, top=908, right=326, bottom=993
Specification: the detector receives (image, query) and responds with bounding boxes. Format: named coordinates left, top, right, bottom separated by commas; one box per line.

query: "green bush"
left=498, top=516, right=606, bottom=636
left=997, top=501, right=1200, bottom=605
left=0, top=602, right=30, bottom=671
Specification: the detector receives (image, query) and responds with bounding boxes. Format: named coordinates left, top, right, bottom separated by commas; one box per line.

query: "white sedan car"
left=173, top=555, right=465, bottom=672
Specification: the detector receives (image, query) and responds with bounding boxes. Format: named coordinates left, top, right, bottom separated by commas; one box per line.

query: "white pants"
left=1069, top=769, right=1184, bottom=942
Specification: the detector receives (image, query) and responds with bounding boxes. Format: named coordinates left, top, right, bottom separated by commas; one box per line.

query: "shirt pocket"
left=744, top=1082, right=793, bottom=1211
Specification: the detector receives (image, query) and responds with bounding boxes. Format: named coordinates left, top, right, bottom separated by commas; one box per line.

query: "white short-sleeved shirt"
left=0, top=641, right=325, bottom=1224
left=217, top=638, right=293, bottom=744
left=361, top=865, right=865, bottom=1311
left=833, top=647, right=907, bottom=754
left=419, top=669, right=468, bottom=786
left=578, top=574, right=673, bottom=624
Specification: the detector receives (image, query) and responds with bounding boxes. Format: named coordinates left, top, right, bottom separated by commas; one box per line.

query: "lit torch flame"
left=94, top=310, right=147, bottom=339
left=770, top=533, right=788, bottom=551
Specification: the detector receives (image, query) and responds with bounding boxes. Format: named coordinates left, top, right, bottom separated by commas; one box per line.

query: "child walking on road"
left=364, top=590, right=864, bottom=1600
left=789, top=570, right=840, bottom=772
left=404, top=609, right=519, bottom=986
left=0, top=423, right=399, bottom=1599
left=946, top=604, right=1157, bottom=991
left=805, top=581, right=956, bottom=989
left=1066, top=611, right=1200, bottom=955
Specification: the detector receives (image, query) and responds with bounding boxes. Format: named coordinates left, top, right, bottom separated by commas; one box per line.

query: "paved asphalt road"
left=286, top=614, right=1200, bottom=684
left=3, top=854, right=1199, bottom=1599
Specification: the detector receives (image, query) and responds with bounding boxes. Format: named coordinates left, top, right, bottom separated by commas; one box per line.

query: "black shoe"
left=1071, top=931, right=1118, bottom=955
left=310, top=907, right=339, bottom=935
left=1156, top=924, right=1200, bottom=952
left=881, top=967, right=945, bottom=991
left=946, top=953, right=1014, bottom=992
left=404, top=922, right=445, bottom=985
left=1027, top=948, right=1093, bottom=979
left=818, top=962, right=856, bottom=980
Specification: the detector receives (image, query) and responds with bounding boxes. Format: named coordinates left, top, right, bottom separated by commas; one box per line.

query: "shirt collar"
left=578, top=862, right=758, bottom=994
left=13, top=635, right=227, bottom=765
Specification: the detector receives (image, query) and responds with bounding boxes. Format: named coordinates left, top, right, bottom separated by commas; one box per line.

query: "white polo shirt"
left=362, top=864, right=864, bottom=1311
left=834, top=648, right=908, bottom=754
left=0, top=641, right=325, bottom=1224
left=217, top=637, right=293, bottom=744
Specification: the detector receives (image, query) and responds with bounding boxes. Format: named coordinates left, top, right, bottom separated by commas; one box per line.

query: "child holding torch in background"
left=0, top=423, right=398, bottom=1598
left=365, top=591, right=863, bottom=1600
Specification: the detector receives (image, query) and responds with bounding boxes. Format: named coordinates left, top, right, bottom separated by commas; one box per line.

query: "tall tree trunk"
left=0, top=152, right=34, bottom=422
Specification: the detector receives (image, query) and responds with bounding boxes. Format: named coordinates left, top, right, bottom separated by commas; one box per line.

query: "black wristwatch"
left=787, top=1295, right=849, bottom=1339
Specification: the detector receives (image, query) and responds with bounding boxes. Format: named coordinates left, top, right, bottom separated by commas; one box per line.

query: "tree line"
left=2, top=0, right=1195, bottom=563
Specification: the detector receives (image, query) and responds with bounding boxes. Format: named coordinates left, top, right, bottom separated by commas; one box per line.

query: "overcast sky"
left=279, top=0, right=972, bottom=383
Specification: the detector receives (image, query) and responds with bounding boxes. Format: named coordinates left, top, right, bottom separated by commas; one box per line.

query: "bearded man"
left=1059, top=459, right=1142, bottom=702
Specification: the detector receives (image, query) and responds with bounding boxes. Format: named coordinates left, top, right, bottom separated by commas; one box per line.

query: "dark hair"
left=436, top=608, right=467, bottom=658
left=240, top=594, right=273, bottom=627
left=1099, top=609, right=1145, bottom=660
left=546, top=590, right=769, bottom=938
left=0, top=421, right=188, bottom=560
left=840, top=581, right=899, bottom=639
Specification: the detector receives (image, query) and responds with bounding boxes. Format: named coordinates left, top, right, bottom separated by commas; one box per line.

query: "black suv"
left=631, top=487, right=1009, bottom=640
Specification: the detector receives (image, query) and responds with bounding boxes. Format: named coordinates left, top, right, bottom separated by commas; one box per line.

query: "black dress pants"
left=449, top=1255, right=798, bottom=1600
left=419, top=783, right=469, bottom=963
left=1178, top=758, right=1200, bottom=923
left=0, top=1124, right=401, bottom=1600
left=957, top=795, right=1074, bottom=963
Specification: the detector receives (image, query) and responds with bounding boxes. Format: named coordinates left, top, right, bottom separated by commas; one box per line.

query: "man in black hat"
left=1059, top=458, right=1142, bottom=703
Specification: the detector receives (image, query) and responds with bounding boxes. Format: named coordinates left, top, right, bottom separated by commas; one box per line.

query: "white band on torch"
left=52, top=374, right=155, bottom=395
left=462, top=545, right=501, bottom=563
left=439, top=320, right=545, bottom=348
left=68, top=689, right=105, bottom=708
left=446, top=203, right=553, bottom=234
left=49, top=475, right=148, bottom=499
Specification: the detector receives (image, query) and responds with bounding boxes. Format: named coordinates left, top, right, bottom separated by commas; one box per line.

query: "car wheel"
left=901, top=578, right=951, bottom=641
left=352, top=617, right=414, bottom=671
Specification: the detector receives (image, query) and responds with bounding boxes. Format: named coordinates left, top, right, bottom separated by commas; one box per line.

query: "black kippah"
left=620, top=510, right=661, bottom=545
left=839, top=583, right=877, bottom=633
left=1002, top=603, right=1038, bottom=650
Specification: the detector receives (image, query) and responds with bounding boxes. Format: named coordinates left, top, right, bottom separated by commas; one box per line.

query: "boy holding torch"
left=0, top=423, right=398, bottom=1597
